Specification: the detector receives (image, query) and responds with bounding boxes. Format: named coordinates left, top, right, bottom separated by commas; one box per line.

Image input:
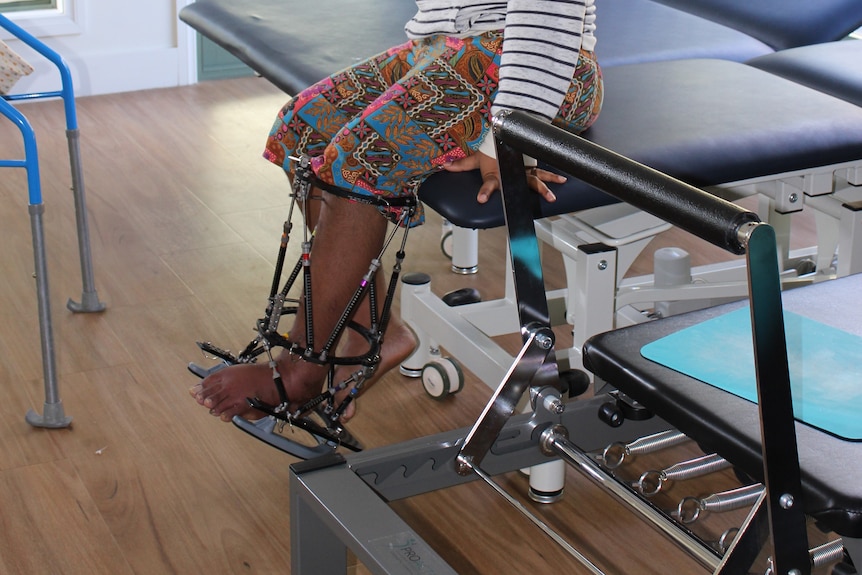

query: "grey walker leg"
left=25, top=203, right=72, bottom=428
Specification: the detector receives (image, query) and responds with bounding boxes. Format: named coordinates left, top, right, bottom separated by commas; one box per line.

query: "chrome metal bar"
left=464, top=460, right=607, bottom=575
left=456, top=326, right=553, bottom=475
left=542, top=426, right=721, bottom=571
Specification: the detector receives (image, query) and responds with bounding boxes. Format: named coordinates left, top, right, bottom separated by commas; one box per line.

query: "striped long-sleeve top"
left=405, top=0, right=597, bottom=122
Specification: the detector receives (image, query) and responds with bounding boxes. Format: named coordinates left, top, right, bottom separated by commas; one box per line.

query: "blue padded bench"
left=748, top=40, right=862, bottom=108
left=650, top=0, right=862, bottom=50
left=180, top=0, right=773, bottom=98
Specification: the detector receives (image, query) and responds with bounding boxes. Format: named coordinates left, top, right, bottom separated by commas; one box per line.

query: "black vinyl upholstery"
left=748, top=40, right=862, bottom=108
left=650, top=0, right=862, bottom=50
left=423, top=59, right=862, bottom=229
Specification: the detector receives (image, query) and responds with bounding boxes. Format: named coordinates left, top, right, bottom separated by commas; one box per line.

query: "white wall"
left=2, top=0, right=196, bottom=97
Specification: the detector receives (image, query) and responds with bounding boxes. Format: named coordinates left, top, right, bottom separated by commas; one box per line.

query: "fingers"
left=441, top=155, right=479, bottom=172
left=528, top=168, right=565, bottom=203
left=476, top=176, right=500, bottom=204
left=533, top=167, right=567, bottom=184
left=532, top=181, right=557, bottom=203
left=446, top=151, right=566, bottom=204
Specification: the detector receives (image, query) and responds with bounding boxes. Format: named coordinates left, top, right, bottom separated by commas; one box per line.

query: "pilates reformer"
left=288, top=112, right=859, bottom=575
left=181, top=0, right=862, bottom=511
left=1, top=14, right=105, bottom=429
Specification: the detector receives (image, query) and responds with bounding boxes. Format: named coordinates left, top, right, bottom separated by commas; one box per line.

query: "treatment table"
left=649, top=0, right=862, bottom=51
left=179, top=0, right=862, bottom=399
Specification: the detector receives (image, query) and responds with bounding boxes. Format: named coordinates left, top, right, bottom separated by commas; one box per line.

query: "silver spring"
left=663, top=453, right=731, bottom=482
left=676, top=484, right=764, bottom=524
left=810, top=539, right=845, bottom=570
left=765, top=538, right=846, bottom=575
left=700, top=484, right=764, bottom=514
left=602, top=430, right=689, bottom=469
left=637, top=453, right=730, bottom=496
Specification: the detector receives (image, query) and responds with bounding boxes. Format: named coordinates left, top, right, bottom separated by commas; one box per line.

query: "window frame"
left=0, top=0, right=83, bottom=40
left=0, top=1, right=58, bottom=14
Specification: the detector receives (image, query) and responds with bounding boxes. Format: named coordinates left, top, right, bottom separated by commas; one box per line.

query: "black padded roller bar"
left=494, top=111, right=760, bottom=255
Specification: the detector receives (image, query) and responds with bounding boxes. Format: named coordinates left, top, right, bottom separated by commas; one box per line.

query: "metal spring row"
left=675, top=484, right=765, bottom=524
left=600, top=429, right=689, bottom=469
left=636, top=453, right=732, bottom=496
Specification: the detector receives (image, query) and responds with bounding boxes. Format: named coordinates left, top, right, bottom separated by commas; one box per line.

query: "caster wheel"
left=421, top=357, right=464, bottom=399
left=440, top=230, right=453, bottom=260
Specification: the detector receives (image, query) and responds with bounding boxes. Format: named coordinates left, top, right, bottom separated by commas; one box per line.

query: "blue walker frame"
left=1, top=12, right=105, bottom=428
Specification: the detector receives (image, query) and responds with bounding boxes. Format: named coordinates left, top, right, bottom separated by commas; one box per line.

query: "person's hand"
left=442, top=151, right=565, bottom=204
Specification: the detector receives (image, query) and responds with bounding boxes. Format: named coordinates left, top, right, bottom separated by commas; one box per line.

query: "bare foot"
left=189, top=359, right=324, bottom=422
left=189, top=321, right=416, bottom=423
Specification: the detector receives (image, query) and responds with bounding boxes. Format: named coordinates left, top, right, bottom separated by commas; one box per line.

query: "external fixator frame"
left=190, top=154, right=418, bottom=457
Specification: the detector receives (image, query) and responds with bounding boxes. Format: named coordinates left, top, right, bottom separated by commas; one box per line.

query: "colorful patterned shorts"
left=264, top=31, right=603, bottom=226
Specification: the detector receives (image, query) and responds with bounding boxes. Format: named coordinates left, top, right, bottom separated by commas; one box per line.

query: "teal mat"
left=641, top=307, right=862, bottom=441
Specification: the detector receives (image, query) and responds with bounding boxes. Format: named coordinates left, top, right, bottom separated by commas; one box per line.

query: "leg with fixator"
left=189, top=155, right=417, bottom=459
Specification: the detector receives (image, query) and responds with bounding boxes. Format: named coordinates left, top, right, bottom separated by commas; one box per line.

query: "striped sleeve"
left=493, top=0, right=589, bottom=121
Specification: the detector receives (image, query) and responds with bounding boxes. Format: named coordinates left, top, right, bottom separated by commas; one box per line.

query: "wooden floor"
left=0, top=76, right=828, bottom=574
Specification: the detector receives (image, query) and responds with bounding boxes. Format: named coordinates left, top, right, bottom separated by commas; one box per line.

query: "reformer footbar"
left=189, top=155, right=418, bottom=460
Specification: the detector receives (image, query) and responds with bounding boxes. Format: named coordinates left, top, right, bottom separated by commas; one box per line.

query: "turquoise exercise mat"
left=641, top=307, right=862, bottom=441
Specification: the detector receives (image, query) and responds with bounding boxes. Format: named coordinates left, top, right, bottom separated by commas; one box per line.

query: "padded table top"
left=421, top=58, right=862, bottom=229
left=650, top=0, right=862, bottom=50
left=748, top=40, right=862, bottom=108
left=583, top=274, right=862, bottom=537
left=180, top=0, right=416, bottom=96
left=179, top=0, right=772, bottom=97
left=179, top=0, right=862, bottom=230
